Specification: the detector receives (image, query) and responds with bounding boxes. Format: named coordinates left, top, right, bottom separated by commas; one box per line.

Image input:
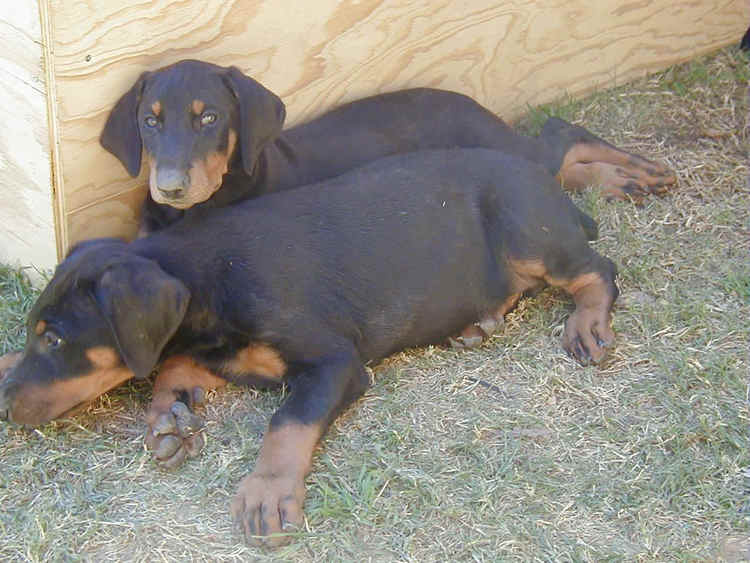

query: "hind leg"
left=510, top=252, right=618, bottom=365
left=552, top=258, right=619, bottom=364
left=540, top=117, right=676, bottom=202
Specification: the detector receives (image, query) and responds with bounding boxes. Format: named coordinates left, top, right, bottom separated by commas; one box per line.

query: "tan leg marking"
left=148, top=355, right=226, bottom=416
left=223, top=342, right=286, bottom=381
left=508, top=259, right=616, bottom=364
left=452, top=292, right=523, bottom=348
left=557, top=141, right=676, bottom=200
left=507, top=258, right=547, bottom=292
left=231, top=422, right=324, bottom=547
left=549, top=272, right=616, bottom=364
left=450, top=259, right=544, bottom=350
left=551, top=271, right=603, bottom=296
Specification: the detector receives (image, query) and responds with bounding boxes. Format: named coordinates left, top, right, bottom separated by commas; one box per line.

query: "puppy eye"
left=45, top=331, right=63, bottom=350
left=200, top=112, right=217, bottom=126
left=144, top=116, right=159, bottom=128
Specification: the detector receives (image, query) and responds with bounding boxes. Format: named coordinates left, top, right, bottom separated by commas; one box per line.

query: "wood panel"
left=0, top=1, right=57, bottom=275
left=46, top=0, right=747, bottom=251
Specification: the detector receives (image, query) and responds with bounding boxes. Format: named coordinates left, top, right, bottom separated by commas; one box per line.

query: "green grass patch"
left=0, top=264, right=40, bottom=353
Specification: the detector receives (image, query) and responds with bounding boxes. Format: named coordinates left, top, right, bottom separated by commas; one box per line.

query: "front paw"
left=231, top=471, right=306, bottom=548
left=562, top=309, right=614, bottom=365
left=145, top=400, right=205, bottom=469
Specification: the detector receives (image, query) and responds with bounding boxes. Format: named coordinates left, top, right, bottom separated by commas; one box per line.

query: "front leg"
left=231, top=347, right=370, bottom=548
left=145, top=355, right=227, bottom=469
left=559, top=259, right=619, bottom=365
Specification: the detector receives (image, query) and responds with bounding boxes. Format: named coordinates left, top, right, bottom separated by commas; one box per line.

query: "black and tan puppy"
left=100, top=60, right=675, bottom=235
left=0, top=149, right=617, bottom=547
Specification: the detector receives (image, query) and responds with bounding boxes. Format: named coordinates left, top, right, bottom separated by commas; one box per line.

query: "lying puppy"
left=100, top=60, right=675, bottom=235
left=0, top=149, right=617, bottom=547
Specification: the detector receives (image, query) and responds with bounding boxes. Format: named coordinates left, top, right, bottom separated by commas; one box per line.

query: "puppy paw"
left=145, top=396, right=205, bottom=469
left=562, top=309, right=615, bottom=365
left=231, top=471, right=306, bottom=548
left=449, top=315, right=503, bottom=349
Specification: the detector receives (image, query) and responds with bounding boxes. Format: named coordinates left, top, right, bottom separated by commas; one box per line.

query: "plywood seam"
left=38, top=0, right=66, bottom=261
left=0, top=66, right=46, bottom=95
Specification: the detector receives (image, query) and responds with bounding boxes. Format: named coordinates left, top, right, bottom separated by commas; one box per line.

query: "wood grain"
left=0, top=1, right=57, bottom=274
left=44, top=0, right=747, bottom=251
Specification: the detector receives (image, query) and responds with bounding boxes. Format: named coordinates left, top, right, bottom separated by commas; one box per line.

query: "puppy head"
left=0, top=240, right=189, bottom=426
left=100, top=60, right=285, bottom=209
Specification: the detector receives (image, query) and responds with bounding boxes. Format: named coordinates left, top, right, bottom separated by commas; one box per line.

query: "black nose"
left=156, top=168, right=189, bottom=199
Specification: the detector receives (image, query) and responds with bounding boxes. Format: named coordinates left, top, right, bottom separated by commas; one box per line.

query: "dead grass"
left=1, top=46, right=748, bottom=562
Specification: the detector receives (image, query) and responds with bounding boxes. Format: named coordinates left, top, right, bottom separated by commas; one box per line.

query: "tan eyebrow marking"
left=151, top=101, right=161, bottom=116
left=192, top=99, right=205, bottom=115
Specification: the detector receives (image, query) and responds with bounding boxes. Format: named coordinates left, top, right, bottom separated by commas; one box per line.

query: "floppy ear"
left=100, top=71, right=151, bottom=177
left=222, top=66, right=286, bottom=176
left=94, top=258, right=189, bottom=379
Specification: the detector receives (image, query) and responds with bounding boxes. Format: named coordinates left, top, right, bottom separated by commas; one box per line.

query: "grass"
left=1, top=46, right=748, bottom=561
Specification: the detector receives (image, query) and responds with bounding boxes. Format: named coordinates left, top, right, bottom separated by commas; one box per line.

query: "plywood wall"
left=44, top=0, right=746, bottom=254
left=0, top=1, right=57, bottom=274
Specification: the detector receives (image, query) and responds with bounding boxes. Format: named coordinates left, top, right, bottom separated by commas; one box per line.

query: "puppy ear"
left=100, top=71, right=151, bottom=177
left=222, top=66, right=286, bottom=176
left=94, top=259, right=189, bottom=379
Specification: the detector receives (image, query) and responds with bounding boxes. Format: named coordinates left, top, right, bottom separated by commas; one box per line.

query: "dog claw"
left=562, top=309, right=615, bottom=366
left=191, top=386, right=206, bottom=405
left=171, top=401, right=204, bottom=436
left=572, top=338, right=590, bottom=365
left=183, top=432, right=205, bottom=457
